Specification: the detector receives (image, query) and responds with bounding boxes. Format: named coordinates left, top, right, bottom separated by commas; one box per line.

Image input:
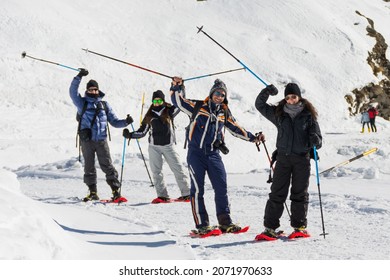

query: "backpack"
left=76, top=100, right=110, bottom=144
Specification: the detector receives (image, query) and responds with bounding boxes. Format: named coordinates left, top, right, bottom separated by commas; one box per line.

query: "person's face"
left=211, top=90, right=226, bottom=104
left=285, top=94, right=299, bottom=104
left=152, top=98, right=164, bottom=106
left=87, top=87, right=99, bottom=95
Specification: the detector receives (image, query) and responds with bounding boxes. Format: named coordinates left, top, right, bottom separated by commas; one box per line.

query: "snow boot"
left=288, top=226, right=311, bottom=239
left=255, top=228, right=280, bottom=241
left=83, top=192, right=99, bottom=202
left=219, top=223, right=242, bottom=233
left=151, top=197, right=171, bottom=204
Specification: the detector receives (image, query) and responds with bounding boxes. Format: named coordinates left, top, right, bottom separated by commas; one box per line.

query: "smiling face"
left=211, top=90, right=226, bottom=104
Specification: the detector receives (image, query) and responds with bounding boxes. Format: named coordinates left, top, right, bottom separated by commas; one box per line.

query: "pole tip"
left=196, top=26, right=204, bottom=34
left=21, top=51, right=26, bottom=58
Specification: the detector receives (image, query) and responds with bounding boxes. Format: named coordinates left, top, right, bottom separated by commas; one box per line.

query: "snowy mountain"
left=1, top=0, right=390, bottom=278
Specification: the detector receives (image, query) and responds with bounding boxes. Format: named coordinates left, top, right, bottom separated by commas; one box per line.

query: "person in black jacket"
left=123, top=90, right=190, bottom=203
left=254, top=83, right=322, bottom=240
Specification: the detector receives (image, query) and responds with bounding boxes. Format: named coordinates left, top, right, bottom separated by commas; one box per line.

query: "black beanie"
left=152, top=90, right=165, bottom=101
left=284, top=83, right=301, bottom=97
left=86, top=79, right=99, bottom=89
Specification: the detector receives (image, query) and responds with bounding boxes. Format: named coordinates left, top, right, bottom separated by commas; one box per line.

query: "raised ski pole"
left=82, top=48, right=173, bottom=79
left=197, top=26, right=268, bottom=86
left=256, top=138, right=291, bottom=219
left=183, top=67, right=245, bottom=81
left=21, top=51, right=79, bottom=71
left=319, top=147, right=378, bottom=175
left=314, top=146, right=328, bottom=239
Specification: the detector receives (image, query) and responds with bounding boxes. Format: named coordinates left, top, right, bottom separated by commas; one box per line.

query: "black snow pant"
left=81, top=139, right=121, bottom=191
left=264, top=153, right=310, bottom=230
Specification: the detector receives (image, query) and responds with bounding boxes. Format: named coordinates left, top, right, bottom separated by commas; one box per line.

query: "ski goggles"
left=153, top=99, right=164, bottom=105
left=213, top=91, right=225, bottom=98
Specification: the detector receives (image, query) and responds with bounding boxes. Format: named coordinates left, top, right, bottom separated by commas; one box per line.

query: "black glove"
left=123, top=128, right=133, bottom=139
left=126, top=114, right=134, bottom=125
left=310, top=134, right=320, bottom=147
left=77, top=68, right=89, bottom=78
left=309, top=148, right=320, bottom=160
left=265, top=84, right=278, bottom=96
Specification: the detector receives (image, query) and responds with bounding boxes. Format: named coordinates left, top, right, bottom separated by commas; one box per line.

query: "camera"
left=214, top=140, right=229, bottom=155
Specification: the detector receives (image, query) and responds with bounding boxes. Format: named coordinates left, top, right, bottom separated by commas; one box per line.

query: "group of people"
left=69, top=68, right=322, bottom=239
left=361, top=106, right=378, bottom=133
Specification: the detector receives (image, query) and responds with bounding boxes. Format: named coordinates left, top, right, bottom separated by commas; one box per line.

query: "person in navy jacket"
left=70, top=68, right=133, bottom=202
left=170, top=77, right=263, bottom=235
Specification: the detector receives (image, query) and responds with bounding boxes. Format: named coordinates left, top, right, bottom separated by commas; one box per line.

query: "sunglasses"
left=285, top=95, right=298, bottom=101
left=88, top=88, right=99, bottom=92
left=213, top=91, right=226, bottom=98
left=153, top=99, right=164, bottom=105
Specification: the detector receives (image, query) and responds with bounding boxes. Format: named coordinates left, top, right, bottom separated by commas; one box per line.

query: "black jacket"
left=132, top=105, right=179, bottom=146
left=255, top=89, right=322, bottom=156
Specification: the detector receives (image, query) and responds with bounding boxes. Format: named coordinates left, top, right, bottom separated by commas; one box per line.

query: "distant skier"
left=368, top=106, right=378, bottom=132
left=70, top=68, right=134, bottom=202
left=254, top=83, right=322, bottom=240
left=361, top=109, right=370, bottom=133
left=122, top=90, right=190, bottom=203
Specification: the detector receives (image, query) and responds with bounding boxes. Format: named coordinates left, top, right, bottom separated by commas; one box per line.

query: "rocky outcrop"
left=345, top=11, right=390, bottom=120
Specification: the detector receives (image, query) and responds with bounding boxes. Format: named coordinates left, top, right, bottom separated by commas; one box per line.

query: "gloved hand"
left=310, top=134, right=321, bottom=147
left=254, top=132, right=265, bottom=143
left=265, top=84, right=278, bottom=96
left=123, top=128, right=133, bottom=139
left=309, top=148, right=320, bottom=160
left=126, top=114, right=134, bottom=125
left=77, top=68, right=89, bottom=78
left=170, top=76, right=184, bottom=92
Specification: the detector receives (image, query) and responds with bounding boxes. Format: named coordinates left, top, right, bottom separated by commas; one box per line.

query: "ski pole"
left=119, top=137, right=127, bottom=197
left=313, top=146, right=328, bottom=239
left=183, top=67, right=245, bottom=81
left=130, top=124, right=154, bottom=187
left=319, top=147, right=378, bottom=175
left=21, top=51, right=79, bottom=72
left=82, top=48, right=173, bottom=79
left=256, top=138, right=291, bottom=219
left=196, top=26, right=268, bottom=86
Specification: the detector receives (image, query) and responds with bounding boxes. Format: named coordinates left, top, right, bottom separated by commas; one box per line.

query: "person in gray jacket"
left=361, top=109, right=370, bottom=133
left=123, top=90, right=190, bottom=203
left=70, top=68, right=133, bottom=202
left=254, top=83, right=322, bottom=240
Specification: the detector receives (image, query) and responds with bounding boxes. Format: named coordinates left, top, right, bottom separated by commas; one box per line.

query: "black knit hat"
left=209, top=79, right=228, bottom=104
left=284, top=83, right=301, bottom=98
left=152, top=90, right=165, bottom=101
left=86, top=79, right=99, bottom=89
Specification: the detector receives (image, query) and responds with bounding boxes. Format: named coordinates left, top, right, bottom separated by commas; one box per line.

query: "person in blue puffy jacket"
left=69, top=68, right=133, bottom=202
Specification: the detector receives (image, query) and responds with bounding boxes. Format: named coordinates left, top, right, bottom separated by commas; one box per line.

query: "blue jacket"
left=171, top=89, right=257, bottom=152
left=361, top=112, right=370, bottom=123
left=69, top=77, right=128, bottom=141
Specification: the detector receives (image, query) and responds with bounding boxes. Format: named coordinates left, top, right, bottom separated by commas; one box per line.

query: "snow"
left=1, top=0, right=390, bottom=278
